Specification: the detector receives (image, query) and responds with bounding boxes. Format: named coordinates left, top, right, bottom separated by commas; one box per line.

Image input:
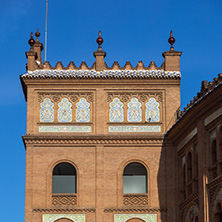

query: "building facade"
left=20, top=30, right=222, bottom=222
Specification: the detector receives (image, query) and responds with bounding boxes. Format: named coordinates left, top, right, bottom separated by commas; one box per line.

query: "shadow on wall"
left=157, top=137, right=176, bottom=222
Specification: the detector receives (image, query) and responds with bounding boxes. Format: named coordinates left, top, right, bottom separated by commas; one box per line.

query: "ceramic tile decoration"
left=145, top=98, right=160, bottom=122
left=22, top=69, right=181, bottom=79
left=39, top=125, right=91, bottom=132
left=40, top=98, right=54, bottom=122
left=76, top=98, right=90, bottom=122
left=43, top=214, right=85, bottom=222
left=110, top=98, right=124, bottom=122
left=114, top=214, right=157, bottom=222
left=58, top=98, right=72, bottom=122
left=109, top=125, right=161, bottom=133
left=127, top=98, right=142, bottom=122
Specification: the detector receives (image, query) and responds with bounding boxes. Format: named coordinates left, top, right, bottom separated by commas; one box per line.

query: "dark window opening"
left=123, top=162, right=147, bottom=193
left=52, top=163, right=76, bottom=194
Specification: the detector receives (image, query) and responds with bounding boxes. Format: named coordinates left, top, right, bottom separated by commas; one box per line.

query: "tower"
left=21, top=30, right=182, bottom=222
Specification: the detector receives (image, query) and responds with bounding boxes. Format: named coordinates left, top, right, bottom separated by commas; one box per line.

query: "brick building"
left=20, top=30, right=222, bottom=222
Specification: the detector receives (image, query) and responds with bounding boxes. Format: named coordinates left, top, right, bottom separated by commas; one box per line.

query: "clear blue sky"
left=0, top=0, right=222, bottom=221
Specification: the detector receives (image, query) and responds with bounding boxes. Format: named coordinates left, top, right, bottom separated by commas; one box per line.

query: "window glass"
left=52, top=163, right=76, bottom=194
left=123, top=163, right=147, bottom=193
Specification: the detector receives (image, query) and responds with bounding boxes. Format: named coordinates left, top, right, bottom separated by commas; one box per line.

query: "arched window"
left=123, top=162, right=147, bottom=193
left=187, top=152, right=192, bottom=182
left=52, top=163, right=76, bottom=194
left=212, top=139, right=217, bottom=165
left=182, top=156, right=186, bottom=187
left=194, top=144, right=198, bottom=178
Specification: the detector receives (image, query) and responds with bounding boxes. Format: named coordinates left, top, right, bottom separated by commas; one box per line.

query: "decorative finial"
left=96, top=31, right=103, bottom=49
left=35, top=28, right=40, bottom=43
left=28, top=32, right=35, bottom=48
left=168, top=30, right=175, bottom=50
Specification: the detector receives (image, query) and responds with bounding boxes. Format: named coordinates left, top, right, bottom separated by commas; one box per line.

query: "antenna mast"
left=45, top=0, right=48, bottom=61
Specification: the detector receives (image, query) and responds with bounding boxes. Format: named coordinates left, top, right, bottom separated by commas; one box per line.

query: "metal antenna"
left=44, top=0, right=48, bottom=61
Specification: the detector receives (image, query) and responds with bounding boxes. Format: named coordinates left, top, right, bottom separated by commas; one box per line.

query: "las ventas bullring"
left=20, top=30, right=222, bottom=222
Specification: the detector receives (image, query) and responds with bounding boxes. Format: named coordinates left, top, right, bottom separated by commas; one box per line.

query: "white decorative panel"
left=110, top=98, right=124, bottom=122
left=43, top=214, right=85, bottom=222
left=58, top=98, right=72, bottom=122
left=109, top=125, right=161, bottom=133
left=76, top=98, right=90, bottom=122
left=39, top=125, right=91, bottom=132
left=114, top=214, right=157, bottom=222
left=127, top=98, right=142, bottom=122
left=40, top=98, right=54, bottom=122
left=146, top=98, right=160, bottom=122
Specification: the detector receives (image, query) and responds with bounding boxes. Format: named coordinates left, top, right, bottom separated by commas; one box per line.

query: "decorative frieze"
left=123, top=194, right=148, bottom=206
left=52, top=194, right=77, bottom=206
left=23, top=136, right=164, bottom=145
left=38, top=92, right=93, bottom=103
left=39, top=125, right=91, bottom=133
left=107, top=92, right=162, bottom=103
left=109, top=125, right=161, bottom=133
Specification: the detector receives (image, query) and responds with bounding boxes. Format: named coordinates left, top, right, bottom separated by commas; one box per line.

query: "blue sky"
left=0, top=0, right=222, bottom=221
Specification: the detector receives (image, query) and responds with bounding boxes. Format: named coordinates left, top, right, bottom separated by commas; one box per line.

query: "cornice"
left=22, top=135, right=165, bottom=146
left=166, top=84, right=222, bottom=142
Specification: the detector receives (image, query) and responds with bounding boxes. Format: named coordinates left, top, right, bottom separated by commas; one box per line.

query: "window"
left=187, top=152, right=192, bottom=182
left=123, top=163, right=147, bottom=193
left=182, top=156, right=186, bottom=187
left=194, top=144, right=198, bottom=178
left=212, top=139, right=217, bottom=165
left=52, top=163, right=76, bottom=193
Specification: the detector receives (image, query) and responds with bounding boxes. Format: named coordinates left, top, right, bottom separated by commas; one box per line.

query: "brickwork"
left=21, top=30, right=222, bottom=222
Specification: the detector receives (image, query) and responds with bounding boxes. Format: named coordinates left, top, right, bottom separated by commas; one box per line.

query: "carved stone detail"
left=52, top=194, right=77, bottom=206
left=107, top=92, right=162, bottom=103
left=123, top=194, right=148, bottom=206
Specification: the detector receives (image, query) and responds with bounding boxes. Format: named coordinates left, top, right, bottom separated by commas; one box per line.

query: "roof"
left=166, top=74, right=222, bottom=135
left=20, top=69, right=181, bottom=80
